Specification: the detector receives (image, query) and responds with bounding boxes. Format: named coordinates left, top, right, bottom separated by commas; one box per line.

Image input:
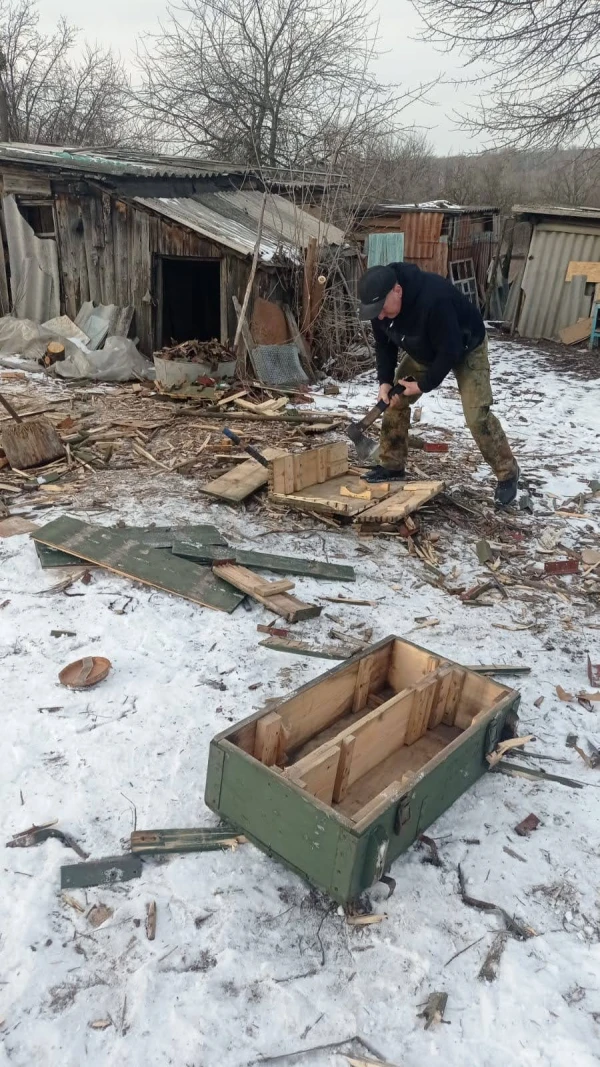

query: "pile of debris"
left=154, top=339, right=236, bottom=364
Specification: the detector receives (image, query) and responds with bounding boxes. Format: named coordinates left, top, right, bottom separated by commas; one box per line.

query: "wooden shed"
left=0, top=144, right=351, bottom=357
left=352, top=199, right=500, bottom=300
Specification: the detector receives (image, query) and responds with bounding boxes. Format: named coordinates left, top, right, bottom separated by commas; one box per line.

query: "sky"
left=38, top=0, right=480, bottom=155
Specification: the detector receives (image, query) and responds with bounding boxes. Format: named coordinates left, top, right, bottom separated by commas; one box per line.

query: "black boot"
left=363, top=465, right=406, bottom=484
left=495, top=465, right=520, bottom=507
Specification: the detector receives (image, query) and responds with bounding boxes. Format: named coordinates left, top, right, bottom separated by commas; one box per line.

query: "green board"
left=34, top=524, right=227, bottom=569
left=172, top=541, right=356, bottom=581
left=32, top=517, right=243, bottom=613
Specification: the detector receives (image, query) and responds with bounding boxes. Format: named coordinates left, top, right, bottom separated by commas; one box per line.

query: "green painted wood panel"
left=172, top=541, right=356, bottom=581
left=35, top=524, right=227, bottom=568
left=32, top=517, right=243, bottom=612
left=211, top=745, right=347, bottom=896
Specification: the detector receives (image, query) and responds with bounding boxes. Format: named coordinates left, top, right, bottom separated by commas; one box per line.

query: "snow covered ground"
left=1, top=336, right=599, bottom=1067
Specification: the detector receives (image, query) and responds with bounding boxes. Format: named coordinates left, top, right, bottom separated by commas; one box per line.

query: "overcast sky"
left=38, top=0, right=480, bottom=155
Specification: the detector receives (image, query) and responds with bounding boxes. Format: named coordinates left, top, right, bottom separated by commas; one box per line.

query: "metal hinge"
left=394, top=794, right=412, bottom=834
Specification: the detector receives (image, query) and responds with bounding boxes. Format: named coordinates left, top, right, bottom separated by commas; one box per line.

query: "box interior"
left=228, top=639, right=511, bottom=825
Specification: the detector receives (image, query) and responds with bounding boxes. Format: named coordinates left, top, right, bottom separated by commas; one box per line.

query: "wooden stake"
left=234, top=190, right=268, bottom=376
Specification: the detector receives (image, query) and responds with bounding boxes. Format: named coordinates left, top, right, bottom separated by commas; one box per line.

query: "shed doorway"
left=158, top=257, right=222, bottom=346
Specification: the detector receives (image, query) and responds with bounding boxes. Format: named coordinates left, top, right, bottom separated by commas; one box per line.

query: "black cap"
left=357, top=265, right=396, bottom=320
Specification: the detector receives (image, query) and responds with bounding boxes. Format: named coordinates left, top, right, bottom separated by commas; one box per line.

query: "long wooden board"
left=358, top=481, right=445, bottom=525
left=212, top=562, right=321, bottom=622
left=32, top=517, right=244, bottom=613
left=172, top=541, right=356, bottom=581
left=200, top=447, right=288, bottom=503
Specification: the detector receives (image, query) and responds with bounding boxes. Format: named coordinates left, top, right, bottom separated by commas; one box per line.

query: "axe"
left=346, top=381, right=412, bottom=461
left=346, top=353, right=415, bottom=461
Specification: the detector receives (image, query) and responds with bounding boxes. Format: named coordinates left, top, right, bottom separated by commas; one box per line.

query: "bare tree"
left=414, top=0, right=600, bottom=151
left=135, top=0, right=429, bottom=168
left=0, top=0, right=135, bottom=145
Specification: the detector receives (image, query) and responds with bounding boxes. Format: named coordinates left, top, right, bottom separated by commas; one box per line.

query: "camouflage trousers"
left=379, top=336, right=517, bottom=481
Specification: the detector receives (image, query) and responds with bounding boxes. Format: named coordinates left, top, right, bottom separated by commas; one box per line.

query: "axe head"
left=347, top=420, right=379, bottom=461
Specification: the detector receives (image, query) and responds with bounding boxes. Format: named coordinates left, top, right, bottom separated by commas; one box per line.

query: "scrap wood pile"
left=154, top=339, right=236, bottom=364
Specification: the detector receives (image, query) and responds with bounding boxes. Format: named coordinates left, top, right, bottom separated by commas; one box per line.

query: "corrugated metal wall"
left=517, top=221, right=600, bottom=338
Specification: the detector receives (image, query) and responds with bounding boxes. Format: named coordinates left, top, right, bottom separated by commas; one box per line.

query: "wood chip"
left=346, top=913, right=386, bottom=926
left=556, top=685, right=575, bottom=702
left=87, top=903, right=113, bottom=928
left=146, top=900, right=157, bottom=941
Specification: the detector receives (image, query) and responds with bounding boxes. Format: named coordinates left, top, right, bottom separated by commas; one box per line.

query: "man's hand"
left=377, top=383, right=403, bottom=409
left=397, top=378, right=422, bottom=397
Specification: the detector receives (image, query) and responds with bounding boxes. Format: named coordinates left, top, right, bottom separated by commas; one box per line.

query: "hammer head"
left=346, top=421, right=379, bottom=461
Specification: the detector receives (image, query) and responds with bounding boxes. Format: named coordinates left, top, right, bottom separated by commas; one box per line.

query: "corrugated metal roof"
left=135, top=190, right=347, bottom=261
left=0, top=142, right=249, bottom=180
left=513, top=203, right=600, bottom=223
left=0, top=143, right=338, bottom=189
left=356, top=199, right=498, bottom=217
left=517, top=223, right=600, bottom=338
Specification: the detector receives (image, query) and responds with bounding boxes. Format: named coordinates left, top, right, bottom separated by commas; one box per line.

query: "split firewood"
left=486, top=734, right=534, bottom=768
left=418, top=991, right=448, bottom=1029
left=146, top=900, right=157, bottom=940
left=478, top=933, right=508, bottom=982
left=457, top=864, right=536, bottom=940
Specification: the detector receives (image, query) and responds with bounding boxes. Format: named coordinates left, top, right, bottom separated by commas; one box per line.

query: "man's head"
left=358, top=265, right=403, bottom=321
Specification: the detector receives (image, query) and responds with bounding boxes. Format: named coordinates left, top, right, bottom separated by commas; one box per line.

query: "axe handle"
left=357, top=381, right=406, bottom=430
left=222, top=426, right=269, bottom=467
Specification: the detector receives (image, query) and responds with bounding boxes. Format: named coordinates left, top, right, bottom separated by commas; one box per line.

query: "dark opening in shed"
left=159, top=256, right=221, bottom=345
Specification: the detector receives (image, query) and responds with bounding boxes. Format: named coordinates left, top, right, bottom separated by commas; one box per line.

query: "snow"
left=1, top=337, right=599, bottom=1067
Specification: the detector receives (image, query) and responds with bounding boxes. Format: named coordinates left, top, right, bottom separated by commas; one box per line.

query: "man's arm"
left=372, top=319, right=398, bottom=385
left=418, top=300, right=464, bottom=392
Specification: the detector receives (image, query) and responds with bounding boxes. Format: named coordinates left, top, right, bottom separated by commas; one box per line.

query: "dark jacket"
left=372, top=262, right=486, bottom=392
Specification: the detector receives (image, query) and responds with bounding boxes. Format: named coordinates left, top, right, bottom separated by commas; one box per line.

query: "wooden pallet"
left=268, top=444, right=444, bottom=521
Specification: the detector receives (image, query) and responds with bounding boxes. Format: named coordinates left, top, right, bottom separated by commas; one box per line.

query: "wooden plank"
left=289, top=667, right=452, bottom=792
left=270, top=473, right=384, bottom=517
left=565, top=260, right=600, bottom=283
left=287, top=744, right=340, bottom=804
left=0, top=516, right=39, bottom=538
left=558, top=317, right=592, bottom=345
left=259, top=637, right=354, bottom=660
left=341, top=729, right=461, bottom=820
left=442, top=669, right=467, bottom=726
left=172, top=542, right=355, bottom=581
left=428, top=668, right=455, bottom=729
left=333, top=736, right=355, bottom=803
left=201, top=447, right=288, bottom=503
left=32, top=517, right=244, bottom=613
left=350, top=781, right=402, bottom=825
left=404, top=676, right=439, bottom=746
left=358, top=480, right=445, bottom=524
left=254, top=712, right=282, bottom=766
left=212, top=562, right=320, bottom=623
left=352, top=655, right=373, bottom=713
left=270, top=444, right=349, bottom=497
left=388, top=639, right=444, bottom=692
left=277, top=642, right=393, bottom=752
left=455, top=671, right=509, bottom=730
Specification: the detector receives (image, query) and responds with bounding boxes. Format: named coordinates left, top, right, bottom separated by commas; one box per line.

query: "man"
left=357, top=262, right=519, bottom=506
